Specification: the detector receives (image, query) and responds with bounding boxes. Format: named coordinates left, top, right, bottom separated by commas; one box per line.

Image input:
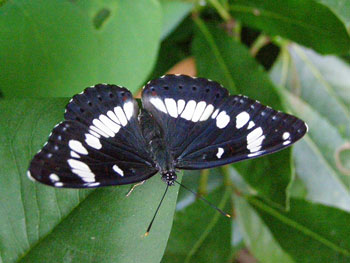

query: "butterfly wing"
left=141, top=75, right=307, bottom=170
left=28, top=84, right=157, bottom=188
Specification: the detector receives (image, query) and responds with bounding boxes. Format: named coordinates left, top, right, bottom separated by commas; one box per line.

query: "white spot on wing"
left=150, top=97, right=168, bottom=114
left=247, top=127, right=263, bottom=144
left=54, top=182, right=63, bottom=187
left=70, top=151, right=80, bottom=158
left=181, top=100, right=197, bottom=120
left=123, top=101, right=134, bottom=120
left=69, top=140, right=88, bottom=155
left=236, top=111, right=250, bottom=129
left=199, top=104, right=214, bottom=121
left=86, top=182, right=100, bottom=187
left=177, top=99, right=186, bottom=114
left=216, top=111, right=230, bottom=129
left=89, top=129, right=101, bottom=138
left=89, top=125, right=109, bottom=138
left=68, top=159, right=91, bottom=171
left=283, top=140, right=291, bottom=145
left=164, top=98, right=178, bottom=118
left=282, top=132, right=290, bottom=140
left=49, top=173, right=59, bottom=182
left=72, top=169, right=95, bottom=182
left=92, top=119, right=115, bottom=137
left=247, top=152, right=261, bottom=158
left=107, top=110, right=121, bottom=124
left=99, top=114, right=121, bottom=133
left=114, top=106, right=128, bottom=126
left=247, top=121, right=255, bottom=129
left=216, top=147, right=224, bottom=159
left=27, top=171, right=35, bottom=182
left=113, top=164, right=124, bottom=176
left=85, top=134, right=102, bottom=149
left=247, top=135, right=265, bottom=152
left=192, top=101, right=206, bottom=122
left=211, top=109, right=219, bottom=119
left=68, top=159, right=96, bottom=183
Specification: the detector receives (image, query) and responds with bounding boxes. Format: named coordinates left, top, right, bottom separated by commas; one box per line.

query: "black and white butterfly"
left=28, top=74, right=307, bottom=189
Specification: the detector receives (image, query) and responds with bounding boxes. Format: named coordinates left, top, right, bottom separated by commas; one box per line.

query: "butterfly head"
left=161, top=171, right=177, bottom=186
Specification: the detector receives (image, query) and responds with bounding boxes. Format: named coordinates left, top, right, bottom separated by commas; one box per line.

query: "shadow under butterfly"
left=28, top=74, right=307, bottom=235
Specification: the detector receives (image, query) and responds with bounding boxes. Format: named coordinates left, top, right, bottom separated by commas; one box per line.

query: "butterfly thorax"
left=140, top=110, right=177, bottom=186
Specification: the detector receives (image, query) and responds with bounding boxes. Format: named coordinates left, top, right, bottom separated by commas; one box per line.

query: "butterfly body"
left=28, top=74, right=307, bottom=189
left=140, top=109, right=177, bottom=186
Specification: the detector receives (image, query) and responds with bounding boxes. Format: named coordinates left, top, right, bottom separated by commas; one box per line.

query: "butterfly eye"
left=215, top=93, right=220, bottom=98
left=88, top=101, right=93, bottom=106
left=205, top=88, right=210, bottom=93
left=109, top=93, right=114, bottom=98
left=192, top=86, right=197, bottom=91
left=178, top=86, right=183, bottom=89
left=150, top=87, right=155, bottom=92
left=120, top=92, right=125, bottom=96
left=164, top=86, right=169, bottom=90
left=79, top=108, right=85, bottom=113
left=97, top=96, right=102, bottom=101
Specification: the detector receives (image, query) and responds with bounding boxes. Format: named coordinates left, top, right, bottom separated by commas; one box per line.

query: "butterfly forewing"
left=142, top=75, right=307, bottom=170
left=142, top=75, right=229, bottom=158
left=28, top=84, right=157, bottom=188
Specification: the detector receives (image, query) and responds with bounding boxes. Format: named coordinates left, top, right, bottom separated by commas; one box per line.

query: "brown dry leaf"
left=135, top=57, right=196, bottom=98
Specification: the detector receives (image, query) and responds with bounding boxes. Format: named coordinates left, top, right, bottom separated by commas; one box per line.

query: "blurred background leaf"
left=248, top=197, right=350, bottom=263
left=229, top=0, right=350, bottom=54
left=160, top=0, right=193, bottom=40
left=235, top=194, right=295, bottom=263
left=270, top=44, right=350, bottom=211
left=314, top=0, right=350, bottom=31
left=162, top=186, right=231, bottom=263
left=0, top=0, right=162, bottom=97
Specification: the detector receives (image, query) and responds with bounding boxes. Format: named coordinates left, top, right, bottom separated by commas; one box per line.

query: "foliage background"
left=1, top=0, right=350, bottom=262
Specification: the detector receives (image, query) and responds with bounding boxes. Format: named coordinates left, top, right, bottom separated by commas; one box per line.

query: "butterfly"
left=28, top=74, right=307, bottom=189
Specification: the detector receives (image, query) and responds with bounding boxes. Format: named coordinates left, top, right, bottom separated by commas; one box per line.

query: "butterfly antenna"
left=144, top=184, right=169, bottom=237
left=175, top=180, right=231, bottom=218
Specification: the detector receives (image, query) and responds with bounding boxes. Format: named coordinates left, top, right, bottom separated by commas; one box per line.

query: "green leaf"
left=162, top=186, right=231, bottom=263
left=0, top=99, right=181, bottom=263
left=270, top=44, right=350, bottom=211
left=314, top=0, right=350, bottom=31
left=248, top=197, right=350, bottom=262
left=230, top=0, right=350, bottom=54
left=160, top=0, right=193, bottom=40
left=192, top=21, right=292, bottom=208
left=234, top=194, right=294, bottom=263
left=149, top=16, right=194, bottom=79
left=0, top=0, right=162, bottom=97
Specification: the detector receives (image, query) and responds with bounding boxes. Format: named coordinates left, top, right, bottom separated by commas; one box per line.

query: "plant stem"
left=198, top=169, right=209, bottom=196
left=250, top=34, right=270, bottom=57
left=207, top=0, right=231, bottom=21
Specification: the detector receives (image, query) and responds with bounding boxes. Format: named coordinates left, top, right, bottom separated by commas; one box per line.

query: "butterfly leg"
left=126, top=180, right=146, bottom=197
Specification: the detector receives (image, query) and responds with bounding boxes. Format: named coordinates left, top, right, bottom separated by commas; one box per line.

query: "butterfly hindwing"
left=28, top=84, right=157, bottom=188
left=142, top=75, right=307, bottom=170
